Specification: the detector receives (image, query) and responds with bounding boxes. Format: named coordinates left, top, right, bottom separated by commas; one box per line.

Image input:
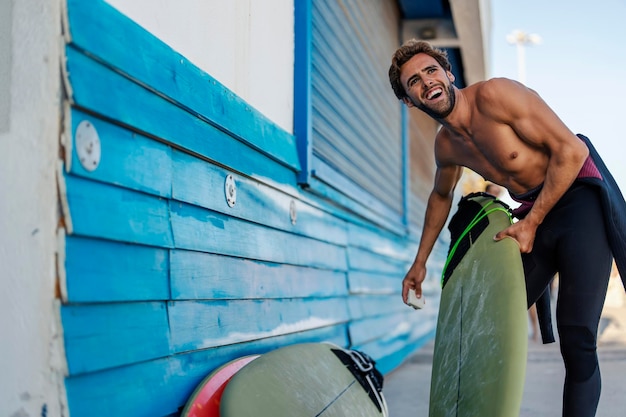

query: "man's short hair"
left=388, top=40, right=452, bottom=100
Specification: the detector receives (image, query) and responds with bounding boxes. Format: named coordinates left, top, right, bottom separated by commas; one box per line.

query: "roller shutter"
left=311, top=0, right=404, bottom=216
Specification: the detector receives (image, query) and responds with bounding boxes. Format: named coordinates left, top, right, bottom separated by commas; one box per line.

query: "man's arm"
left=482, top=79, right=589, bottom=252
left=402, top=163, right=463, bottom=303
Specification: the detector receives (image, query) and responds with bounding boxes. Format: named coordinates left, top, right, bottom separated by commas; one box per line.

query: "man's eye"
left=409, top=78, right=419, bottom=87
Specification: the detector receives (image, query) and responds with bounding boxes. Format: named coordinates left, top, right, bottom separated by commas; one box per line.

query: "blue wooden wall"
left=59, top=1, right=445, bottom=416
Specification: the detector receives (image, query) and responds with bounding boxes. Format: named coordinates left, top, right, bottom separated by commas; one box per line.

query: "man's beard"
left=413, top=83, right=456, bottom=120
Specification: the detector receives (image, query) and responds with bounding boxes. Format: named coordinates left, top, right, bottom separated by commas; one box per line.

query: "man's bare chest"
left=446, top=125, right=531, bottom=175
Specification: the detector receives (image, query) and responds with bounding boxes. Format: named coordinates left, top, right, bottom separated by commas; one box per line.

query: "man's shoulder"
left=434, top=128, right=455, bottom=158
left=435, top=126, right=451, bottom=141
left=472, top=78, right=525, bottom=116
left=473, top=77, right=517, bottom=97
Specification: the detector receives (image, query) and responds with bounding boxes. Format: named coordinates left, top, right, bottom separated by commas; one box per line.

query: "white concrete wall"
left=106, top=0, right=295, bottom=133
left=0, top=0, right=66, bottom=416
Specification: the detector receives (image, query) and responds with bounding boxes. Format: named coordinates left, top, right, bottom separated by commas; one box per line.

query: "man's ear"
left=402, top=97, right=415, bottom=108
left=447, top=71, right=455, bottom=83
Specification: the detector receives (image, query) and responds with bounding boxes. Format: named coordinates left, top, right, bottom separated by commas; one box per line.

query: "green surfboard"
left=429, top=193, right=528, bottom=417
left=220, top=343, right=388, bottom=417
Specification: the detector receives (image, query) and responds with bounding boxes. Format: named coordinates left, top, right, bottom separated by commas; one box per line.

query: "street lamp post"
left=506, top=30, right=541, bottom=84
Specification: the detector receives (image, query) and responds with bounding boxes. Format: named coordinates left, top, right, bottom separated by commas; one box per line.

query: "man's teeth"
left=427, top=88, right=443, bottom=99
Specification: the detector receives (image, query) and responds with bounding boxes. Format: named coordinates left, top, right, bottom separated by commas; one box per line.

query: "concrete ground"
left=384, top=275, right=626, bottom=417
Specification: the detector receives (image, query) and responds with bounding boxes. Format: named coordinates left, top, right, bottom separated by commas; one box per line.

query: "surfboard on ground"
left=181, top=355, right=259, bottom=417
left=429, top=193, right=528, bottom=417
left=220, top=342, right=388, bottom=417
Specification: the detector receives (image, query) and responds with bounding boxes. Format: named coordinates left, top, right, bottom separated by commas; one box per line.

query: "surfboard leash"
left=441, top=199, right=513, bottom=287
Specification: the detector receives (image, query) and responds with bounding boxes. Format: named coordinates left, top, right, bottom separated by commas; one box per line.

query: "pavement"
left=383, top=275, right=626, bottom=417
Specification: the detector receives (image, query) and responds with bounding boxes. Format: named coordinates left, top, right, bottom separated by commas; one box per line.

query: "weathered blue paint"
left=65, top=0, right=299, bottom=173
left=62, top=302, right=170, bottom=374
left=402, top=104, right=411, bottom=228
left=69, top=109, right=173, bottom=197
left=64, top=175, right=174, bottom=247
left=64, top=325, right=350, bottom=417
left=347, top=294, right=407, bottom=321
left=168, top=298, right=350, bottom=353
left=350, top=312, right=415, bottom=347
left=169, top=201, right=348, bottom=270
left=59, top=1, right=444, bottom=416
left=170, top=250, right=348, bottom=300
left=357, top=325, right=437, bottom=375
left=347, top=246, right=407, bottom=275
left=65, top=47, right=297, bottom=186
left=346, top=219, right=411, bottom=259
left=65, top=236, right=169, bottom=302
left=171, top=150, right=348, bottom=246
left=347, top=270, right=398, bottom=295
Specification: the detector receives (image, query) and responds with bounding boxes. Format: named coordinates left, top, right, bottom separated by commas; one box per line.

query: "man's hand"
left=494, top=218, right=538, bottom=253
left=402, top=262, right=427, bottom=304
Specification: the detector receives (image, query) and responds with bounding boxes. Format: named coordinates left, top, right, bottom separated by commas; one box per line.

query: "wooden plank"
left=170, top=250, right=347, bottom=300
left=168, top=298, right=349, bottom=353
left=64, top=46, right=297, bottom=186
left=65, top=0, right=299, bottom=172
left=64, top=325, right=349, bottom=417
left=65, top=236, right=169, bottom=302
left=348, top=294, right=407, bottom=321
left=347, top=246, right=408, bottom=274
left=352, top=317, right=437, bottom=374
left=349, top=312, right=413, bottom=347
left=68, top=108, right=172, bottom=198
left=64, top=175, right=174, bottom=247
left=370, top=334, right=433, bottom=375
left=62, top=302, right=170, bottom=375
left=347, top=270, right=398, bottom=295
left=353, top=332, right=416, bottom=368
left=347, top=220, right=413, bottom=261
left=169, top=201, right=347, bottom=270
left=171, top=150, right=348, bottom=246
left=353, top=313, right=434, bottom=355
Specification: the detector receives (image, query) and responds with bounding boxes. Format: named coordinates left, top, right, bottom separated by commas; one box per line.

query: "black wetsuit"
left=510, top=134, right=626, bottom=417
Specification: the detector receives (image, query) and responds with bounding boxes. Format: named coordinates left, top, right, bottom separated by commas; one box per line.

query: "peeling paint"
left=204, top=317, right=338, bottom=347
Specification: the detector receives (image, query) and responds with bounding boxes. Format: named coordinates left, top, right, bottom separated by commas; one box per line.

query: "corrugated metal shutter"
left=311, top=0, right=403, bottom=216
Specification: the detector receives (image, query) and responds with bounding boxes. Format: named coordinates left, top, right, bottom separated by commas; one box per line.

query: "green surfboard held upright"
left=429, top=193, right=528, bottom=417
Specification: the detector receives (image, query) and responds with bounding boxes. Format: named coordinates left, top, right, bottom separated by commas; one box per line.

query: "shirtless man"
left=389, top=40, right=622, bottom=417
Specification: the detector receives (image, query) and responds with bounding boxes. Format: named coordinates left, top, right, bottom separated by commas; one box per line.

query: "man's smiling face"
left=399, top=53, right=456, bottom=119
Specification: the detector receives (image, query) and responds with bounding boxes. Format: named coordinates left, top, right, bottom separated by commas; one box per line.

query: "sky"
left=489, top=0, right=626, bottom=191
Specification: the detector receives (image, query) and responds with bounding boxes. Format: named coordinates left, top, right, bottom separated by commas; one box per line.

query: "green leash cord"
left=440, top=200, right=513, bottom=287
